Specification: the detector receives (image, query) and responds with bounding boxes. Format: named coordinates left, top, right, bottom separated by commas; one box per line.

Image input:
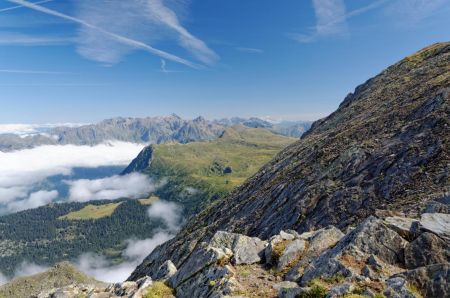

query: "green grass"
left=143, top=282, right=174, bottom=298
left=58, top=202, right=122, bottom=220
left=146, top=126, right=295, bottom=214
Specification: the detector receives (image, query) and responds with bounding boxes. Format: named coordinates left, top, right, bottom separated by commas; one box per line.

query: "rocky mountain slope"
left=125, top=42, right=450, bottom=296
left=123, top=126, right=295, bottom=214
left=0, top=115, right=310, bottom=152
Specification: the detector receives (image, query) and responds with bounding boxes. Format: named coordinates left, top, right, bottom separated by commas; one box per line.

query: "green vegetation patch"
left=146, top=126, right=295, bottom=214
left=58, top=203, right=122, bottom=220
left=138, top=196, right=160, bottom=205
left=143, top=281, right=174, bottom=298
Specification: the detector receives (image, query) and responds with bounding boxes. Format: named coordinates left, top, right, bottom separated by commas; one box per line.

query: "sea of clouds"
left=0, top=141, right=150, bottom=213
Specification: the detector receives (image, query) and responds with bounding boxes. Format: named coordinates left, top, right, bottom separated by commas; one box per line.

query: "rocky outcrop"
left=130, top=42, right=450, bottom=284
left=404, top=232, right=450, bottom=268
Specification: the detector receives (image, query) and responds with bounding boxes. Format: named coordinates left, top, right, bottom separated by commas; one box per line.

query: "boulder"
left=285, top=226, right=345, bottom=281
left=174, top=265, right=239, bottom=298
left=325, top=283, right=354, bottom=298
left=277, top=239, right=307, bottom=271
left=169, top=246, right=233, bottom=288
left=300, top=217, right=407, bottom=285
left=400, top=263, right=450, bottom=298
left=404, top=232, right=450, bottom=269
left=154, top=260, right=177, bottom=281
left=209, top=231, right=267, bottom=265
left=383, top=277, right=417, bottom=298
left=420, top=213, right=450, bottom=240
left=384, top=216, right=418, bottom=240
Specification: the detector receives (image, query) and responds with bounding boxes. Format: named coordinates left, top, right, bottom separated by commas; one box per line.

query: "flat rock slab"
left=420, top=213, right=450, bottom=240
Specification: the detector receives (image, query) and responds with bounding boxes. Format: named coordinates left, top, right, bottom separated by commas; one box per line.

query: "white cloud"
left=290, top=0, right=391, bottom=43
left=0, top=123, right=86, bottom=136
left=0, top=32, right=71, bottom=46
left=0, top=0, right=54, bottom=12
left=76, top=231, right=173, bottom=282
left=8, top=0, right=201, bottom=68
left=0, top=261, right=49, bottom=285
left=6, top=190, right=58, bottom=212
left=144, top=0, right=218, bottom=65
left=148, top=200, right=183, bottom=232
left=0, top=141, right=144, bottom=212
left=0, top=272, right=7, bottom=286
left=14, top=261, right=48, bottom=277
left=0, top=69, right=75, bottom=75
left=66, top=173, right=157, bottom=202
left=385, top=0, right=449, bottom=22
left=235, top=47, right=264, bottom=54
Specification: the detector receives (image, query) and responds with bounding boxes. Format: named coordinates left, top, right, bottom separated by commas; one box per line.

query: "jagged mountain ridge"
left=0, top=115, right=311, bottom=152
left=129, top=42, right=450, bottom=280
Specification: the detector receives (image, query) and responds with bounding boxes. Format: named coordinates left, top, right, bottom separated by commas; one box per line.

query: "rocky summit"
left=122, top=42, right=450, bottom=297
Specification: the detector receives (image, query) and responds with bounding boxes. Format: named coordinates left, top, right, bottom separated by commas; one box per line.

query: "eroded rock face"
left=300, top=217, right=408, bottom=285
left=404, top=232, right=450, bottom=268
left=399, top=264, right=450, bottom=298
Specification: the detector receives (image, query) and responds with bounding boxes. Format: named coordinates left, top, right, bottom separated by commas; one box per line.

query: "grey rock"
left=400, top=263, right=450, bottom=298
left=420, top=213, right=450, bottom=240
left=273, top=281, right=299, bottom=292
left=404, top=232, right=450, bottom=269
left=209, top=231, right=267, bottom=265
left=384, top=216, right=418, bottom=240
left=174, top=265, right=237, bottom=298
left=279, top=230, right=296, bottom=241
left=154, top=260, right=177, bottom=281
left=278, top=286, right=306, bottom=298
left=383, top=277, right=417, bottom=298
left=300, top=217, right=408, bottom=285
left=325, top=283, right=354, bottom=298
left=169, top=246, right=232, bottom=288
left=285, top=226, right=345, bottom=281
left=277, top=239, right=307, bottom=270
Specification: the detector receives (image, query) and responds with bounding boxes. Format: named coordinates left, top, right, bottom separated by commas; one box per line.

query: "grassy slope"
left=146, top=126, right=296, bottom=213
left=58, top=202, right=122, bottom=220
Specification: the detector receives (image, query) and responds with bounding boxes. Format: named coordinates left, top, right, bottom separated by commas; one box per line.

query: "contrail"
left=7, top=0, right=199, bottom=68
left=0, top=0, right=54, bottom=12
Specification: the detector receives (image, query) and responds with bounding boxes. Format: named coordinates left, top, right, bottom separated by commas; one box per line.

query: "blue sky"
left=0, top=0, right=449, bottom=123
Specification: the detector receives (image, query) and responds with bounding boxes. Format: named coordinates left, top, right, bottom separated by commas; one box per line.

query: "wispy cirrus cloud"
left=235, top=47, right=264, bottom=54
left=8, top=0, right=217, bottom=68
left=0, top=32, right=71, bottom=46
left=7, top=0, right=212, bottom=68
left=289, top=0, right=348, bottom=43
left=290, top=0, right=449, bottom=43
left=0, top=0, right=54, bottom=12
left=0, top=69, right=75, bottom=75
left=385, top=0, right=450, bottom=23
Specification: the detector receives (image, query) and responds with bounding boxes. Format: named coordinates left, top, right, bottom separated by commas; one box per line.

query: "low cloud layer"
left=75, top=200, right=182, bottom=282
left=76, top=232, right=173, bottom=282
left=148, top=200, right=183, bottom=232
left=66, top=173, right=157, bottom=202
left=0, top=261, right=49, bottom=286
left=0, top=141, right=145, bottom=213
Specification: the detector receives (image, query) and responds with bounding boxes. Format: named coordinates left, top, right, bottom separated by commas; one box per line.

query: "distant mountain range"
left=0, top=115, right=311, bottom=152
